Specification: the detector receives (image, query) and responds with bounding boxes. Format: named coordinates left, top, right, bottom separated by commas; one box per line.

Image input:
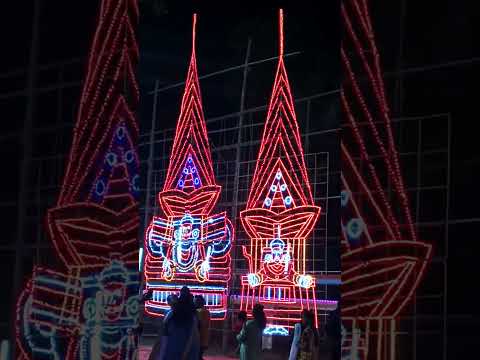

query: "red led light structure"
left=239, top=9, right=321, bottom=335
left=143, top=14, right=233, bottom=320
left=15, top=1, right=140, bottom=359
left=341, top=1, right=432, bottom=358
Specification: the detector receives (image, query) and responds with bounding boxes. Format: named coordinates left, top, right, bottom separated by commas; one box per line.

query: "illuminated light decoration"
left=239, top=9, right=330, bottom=333
left=341, top=1, right=432, bottom=359
left=263, top=325, right=289, bottom=336
left=143, top=14, right=233, bottom=320
left=15, top=1, right=140, bottom=359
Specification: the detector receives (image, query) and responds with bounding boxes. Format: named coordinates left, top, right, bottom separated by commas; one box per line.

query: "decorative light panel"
left=239, top=9, right=322, bottom=336
left=143, top=14, right=233, bottom=320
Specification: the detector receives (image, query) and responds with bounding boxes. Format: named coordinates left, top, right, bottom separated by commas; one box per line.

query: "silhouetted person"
left=289, top=310, right=319, bottom=360
left=151, top=293, right=178, bottom=360
left=325, top=308, right=341, bottom=360
left=162, top=287, right=200, bottom=360
left=233, top=311, right=248, bottom=355
left=237, top=304, right=266, bottom=360
left=194, top=295, right=210, bottom=360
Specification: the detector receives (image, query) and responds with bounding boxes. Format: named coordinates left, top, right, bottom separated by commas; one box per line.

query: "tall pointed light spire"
left=58, top=0, right=140, bottom=208
left=239, top=9, right=322, bottom=334
left=246, top=8, right=313, bottom=210
left=163, top=13, right=215, bottom=192
left=279, top=8, right=284, bottom=57
left=144, top=13, right=233, bottom=320
left=16, top=1, right=140, bottom=359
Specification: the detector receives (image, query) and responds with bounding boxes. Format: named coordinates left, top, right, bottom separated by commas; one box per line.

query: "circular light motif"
left=183, top=168, right=189, bottom=174
left=178, top=179, right=184, bottom=188
left=284, top=196, right=292, bottom=205
left=82, top=298, right=96, bottom=320
left=280, top=184, right=287, bottom=192
left=340, top=190, right=350, bottom=207
left=346, top=218, right=364, bottom=239
left=95, top=180, right=106, bottom=195
left=106, top=152, right=117, bottom=166
left=297, top=275, right=313, bottom=289
left=276, top=171, right=282, bottom=180
left=192, top=229, right=200, bottom=239
left=264, top=198, right=272, bottom=207
left=116, top=126, right=125, bottom=139
left=124, top=150, right=135, bottom=163
left=271, top=185, right=278, bottom=192
left=194, top=178, right=200, bottom=185
left=191, top=167, right=196, bottom=173
left=188, top=156, right=193, bottom=163
left=126, top=296, right=139, bottom=318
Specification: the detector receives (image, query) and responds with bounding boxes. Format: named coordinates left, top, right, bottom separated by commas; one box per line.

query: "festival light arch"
left=143, top=14, right=233, bottom=320
left=239, top=9, right=321, bottom=336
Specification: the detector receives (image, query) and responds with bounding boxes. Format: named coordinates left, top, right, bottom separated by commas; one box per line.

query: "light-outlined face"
left=171, top=214, right=201, bottom=270
left=100, top=281, right=127, bottom=322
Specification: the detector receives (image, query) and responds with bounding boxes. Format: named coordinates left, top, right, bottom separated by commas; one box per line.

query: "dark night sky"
left=137, top=1, right=340, bottom=130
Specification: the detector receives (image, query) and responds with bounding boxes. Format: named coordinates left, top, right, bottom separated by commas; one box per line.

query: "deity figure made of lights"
left=239, top=10, right=320, bottom=336
left=15, top=1, right=141, bottom=359
left=143, top=15, right=233, bottom=320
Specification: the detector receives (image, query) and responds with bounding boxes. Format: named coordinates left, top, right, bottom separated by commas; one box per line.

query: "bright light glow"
left=297, top=274, right=313, bottom=289
left=247, top=273, right=261, bottom=287
left=264, top=325, right=289, bottom=336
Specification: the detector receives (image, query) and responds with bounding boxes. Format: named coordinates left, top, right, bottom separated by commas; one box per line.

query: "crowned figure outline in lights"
left=143, top=14, right=234, bottom=320
left=239, top=9, right=326, bottom=336
left=341, top=0, right=432, bottom=358
left=15, top=0, right=141, bottom=359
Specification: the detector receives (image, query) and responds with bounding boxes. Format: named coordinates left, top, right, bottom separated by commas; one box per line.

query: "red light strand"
left=240, top=9, right=320, bottom=331
left=58, top=0, right=139, bottom=206
left=341, top=1, right=432, bottom=358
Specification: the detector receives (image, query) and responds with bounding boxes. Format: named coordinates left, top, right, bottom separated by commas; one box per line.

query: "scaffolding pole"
left=222, top=37, right=252, bottom=353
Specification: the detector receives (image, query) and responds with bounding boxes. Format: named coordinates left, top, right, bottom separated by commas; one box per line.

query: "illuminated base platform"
left=231, top=295, right=337, bottom=311
left=145, top=283, right=227, bottom=319
left=238, top=277, right=337, bottom=335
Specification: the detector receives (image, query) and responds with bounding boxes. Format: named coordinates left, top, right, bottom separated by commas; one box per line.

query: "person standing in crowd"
left=325, top=308, right=341, bottom=360
left=236, top=304, right=266, bottom=360
left=233, top=311, right=247, bottom=356
left=234, top=311, right=248, bottom=334
left=152, top=294, right=179, bottom=360
left=194, top=295, right=210, bottom=360
left=288, top=310, right=319, bottom=360
left=162, top=286, right=200, bottom=360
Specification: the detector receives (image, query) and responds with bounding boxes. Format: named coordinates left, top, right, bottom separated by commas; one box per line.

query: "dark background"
left=1, top=0, right=478, bottom=357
